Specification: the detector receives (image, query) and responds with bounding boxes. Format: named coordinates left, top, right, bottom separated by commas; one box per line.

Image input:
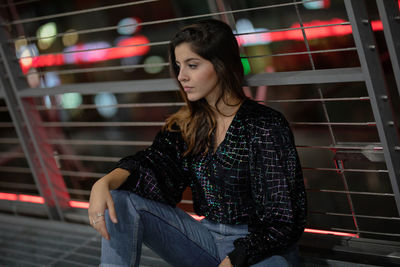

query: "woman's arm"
left=89, top=128, right=189, bottom=239
left=116, top=129, right=190, bottom=205
left=104, top=168, right=131, bottom=190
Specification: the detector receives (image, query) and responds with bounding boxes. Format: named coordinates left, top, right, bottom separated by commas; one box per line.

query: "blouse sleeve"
left=228, top=113, right=307, bottom=266
left=115, top=128, right=190, bottom=206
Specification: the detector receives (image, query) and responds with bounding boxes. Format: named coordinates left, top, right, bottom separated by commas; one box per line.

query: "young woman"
left=89, top=19, right=306, bottom=267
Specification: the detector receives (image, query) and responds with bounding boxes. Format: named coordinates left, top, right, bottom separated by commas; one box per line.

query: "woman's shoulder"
left=241, top=100, right=292, bottom=143
left=242, top=99, right=287, bottom=126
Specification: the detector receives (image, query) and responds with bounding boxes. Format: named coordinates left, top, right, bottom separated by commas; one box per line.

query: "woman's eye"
left=188, top=64, right=197, bottom=69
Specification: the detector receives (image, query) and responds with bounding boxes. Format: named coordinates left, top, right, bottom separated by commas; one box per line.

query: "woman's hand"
left=88, top=178, right=117, bottom=240
left=88, top=168, right=130, bottom=240
left=219, top=256, right=233, bottom=267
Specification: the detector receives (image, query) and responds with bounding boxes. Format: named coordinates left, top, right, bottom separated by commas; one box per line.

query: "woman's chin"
left=187, top=95, right=201, bottom=102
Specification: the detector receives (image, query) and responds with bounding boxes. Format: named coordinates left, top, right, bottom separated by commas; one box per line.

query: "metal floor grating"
left=0, top=213, right=171, bottom=267
left=0, top=213, right=387, bottom=267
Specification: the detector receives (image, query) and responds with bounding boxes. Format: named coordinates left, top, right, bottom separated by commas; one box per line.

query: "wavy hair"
left=164, top=19, right=246, bottom=156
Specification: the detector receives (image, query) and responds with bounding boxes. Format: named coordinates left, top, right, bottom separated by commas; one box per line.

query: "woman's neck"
left=212, top=97, right=243, bottom=118
left=211, top=97, right=243, bottom=152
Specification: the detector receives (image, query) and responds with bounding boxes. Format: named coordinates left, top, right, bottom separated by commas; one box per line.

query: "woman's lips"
left=183, top=86, right=193, bottom=92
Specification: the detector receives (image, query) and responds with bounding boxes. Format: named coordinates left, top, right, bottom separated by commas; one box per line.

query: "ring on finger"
left=96, top=212, right=104, bottom=217
left=92, top=217, right=104, bottom=226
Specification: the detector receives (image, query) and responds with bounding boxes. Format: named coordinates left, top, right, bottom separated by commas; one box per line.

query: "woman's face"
left=174, top=42, right=220, bottom=104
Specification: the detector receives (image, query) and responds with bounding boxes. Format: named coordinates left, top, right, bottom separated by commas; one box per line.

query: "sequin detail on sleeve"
left=116, top=129, right=189, bottom=206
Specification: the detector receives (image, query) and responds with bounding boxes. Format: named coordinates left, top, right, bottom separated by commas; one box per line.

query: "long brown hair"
left=164, top=19, right=246, bottom=156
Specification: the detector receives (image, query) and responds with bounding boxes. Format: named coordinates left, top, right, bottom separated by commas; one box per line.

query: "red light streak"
left=271, top=19, right=354, bottom=42
left=20, top=35, right=150, bottom=74
left=67, top=43, right=109, bottom=64
left=236, top=19, right=383, bottom=45
left=19, top=194, right=45, bottom=204
left=189, top=214, right=206, bottom=221
left=107, top=35, right=150, bottom=60
left=371, top=21, right=383, bottom=31
left=304, top=228, right=359, bottom=238
left=69, top=200, right=90, bottom=209
left=0, top=192, right=45, bottom=203
left=0, top=192, right=18, bottom=201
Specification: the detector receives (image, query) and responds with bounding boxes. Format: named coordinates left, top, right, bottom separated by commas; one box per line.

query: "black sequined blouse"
left=116, top=99, right=307, bottom=266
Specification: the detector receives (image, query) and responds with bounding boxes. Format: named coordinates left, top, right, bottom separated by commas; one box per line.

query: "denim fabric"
left=100, top=190, right=298, bottom=267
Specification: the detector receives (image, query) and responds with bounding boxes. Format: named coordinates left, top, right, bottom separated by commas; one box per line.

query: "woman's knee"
left=106, top=191, right=140, bottom=233
left=109, top=190, right=139, bottom=223
left=110, top=191, right=153, bottom=216
left=110, top=190, right=131, bottom=208
left=110, top=189, right=129, bottom=199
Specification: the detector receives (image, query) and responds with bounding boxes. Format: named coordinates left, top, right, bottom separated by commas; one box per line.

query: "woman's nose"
left=178, top=68, right=188, bottom=82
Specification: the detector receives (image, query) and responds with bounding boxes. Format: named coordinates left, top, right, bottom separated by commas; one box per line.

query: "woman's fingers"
left=90, top=214, right=109, bottom=240
left=107, top=197, right=118, bottom=224
left=89, top=208, right=110, bottom=238
left=93, top=218, right=110, bottom=240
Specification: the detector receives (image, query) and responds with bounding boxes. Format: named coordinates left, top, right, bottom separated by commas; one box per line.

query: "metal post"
left=376, top=0, right=400, bottom=97
left=344, top=0, right=400, bottom=215
left=0, top=20, right=69, bottom=220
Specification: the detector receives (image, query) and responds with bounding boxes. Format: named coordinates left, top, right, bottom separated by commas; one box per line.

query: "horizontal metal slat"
left=0, top=137, right=19, bottom=144
left=0, top=166, right=31, bottom=173
left=38, top=121, right=375, bottom=127
left=266, top=96, right=370, bottom=103
left=291, top=122, right=375, bottom=126
left=245, top=67, right=364, bottom=87
left=0, top=122, right=14, bottom=127
left=331, top=228, right=400, bottom=237
left=302, top=167, right=388, bottom=173
left=36, top=102, right=185, bottom=111
left=19, top=78, right=177, bottom=97
left=18, top=68, right=365, bottom=97
left=60, top=170, right=105, bottom=178
left=322, top=212, right=400, bottom=221
left=49, top=139, right=152, bottom=146
left=0, top=181, right=36, bottom=190
left=33, top=97, right=369, bottom=112
left=57, top=155, right=120, bottom=162
left=248, top=47, right=357, bottom=59
left=307, top=188, right=394, bottom=197
left=40, top=121, right=165, bottom=127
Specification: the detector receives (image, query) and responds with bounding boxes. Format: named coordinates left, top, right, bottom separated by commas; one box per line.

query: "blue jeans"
left=100, top=190, right=299, bottom=267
